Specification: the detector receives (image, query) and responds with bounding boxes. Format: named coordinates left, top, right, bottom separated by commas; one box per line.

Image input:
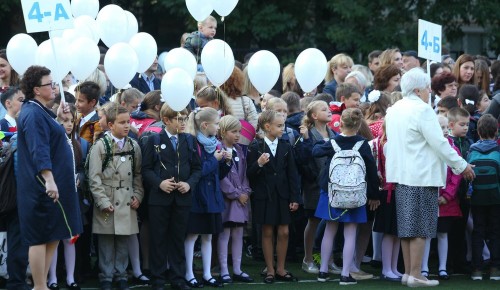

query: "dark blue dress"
left=17, top=100, right=83, bottom=246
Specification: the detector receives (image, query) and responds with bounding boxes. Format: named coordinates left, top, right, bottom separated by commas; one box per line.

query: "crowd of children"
left=0, top=16, right=500, bottom=290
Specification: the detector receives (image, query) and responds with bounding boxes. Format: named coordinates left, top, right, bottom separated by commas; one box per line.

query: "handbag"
left=238, top=96, right=256, bottom=146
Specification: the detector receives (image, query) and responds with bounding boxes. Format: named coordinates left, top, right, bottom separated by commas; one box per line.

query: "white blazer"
left=385, top=95, right=467, bottom=187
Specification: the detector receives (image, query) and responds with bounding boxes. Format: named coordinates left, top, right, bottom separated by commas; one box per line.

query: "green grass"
left=51, top=255, right=499, bottom=290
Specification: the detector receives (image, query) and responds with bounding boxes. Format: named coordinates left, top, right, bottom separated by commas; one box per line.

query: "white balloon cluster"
left=185, top=0, right=239, bottom=21
left=5, top=1, right=158, bottom=91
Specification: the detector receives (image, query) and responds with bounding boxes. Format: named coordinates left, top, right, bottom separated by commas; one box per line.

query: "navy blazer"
left=141, top=131, right=202, bottom=207
left=129, top=73, right=161, bottom=95
left=247, top=138, right=300, bottom=203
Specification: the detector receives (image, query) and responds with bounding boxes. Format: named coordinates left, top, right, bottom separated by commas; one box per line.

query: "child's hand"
left=224, top=149, right=232, bottom=163
left=177, top=181, right=190, bottom=194
left=289, top=202, right=299, bottom=212
left=299, top=125, right=309, bottom=140
left=103, top=205, right=114, bottom=213
left=238, top=193, right=249, bottom=205
left=368, top=199, right=380, bottom=211
left=160, top=177, right=176, bottom=193
left=438, top=196, right=447, bottom=205
left=257, top=153, right=270, bottom=167
left=130, top=196, right=140, bottom=209
left=214, top=150, right=224, bottom=161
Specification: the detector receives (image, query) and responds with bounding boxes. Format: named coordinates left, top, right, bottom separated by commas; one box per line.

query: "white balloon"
left=124, top=11, right=139, bottom=42
left=201, top=39, right=234, bottom=86
left=186, top=0, right=213, bottom=21
left=6, top=33, right=38, bottom=75
left=70, top=37, right=100, bottom=81
left=213, top=0, right=239, bottom=17
left=295, top=48, right=328, bottom=93
left=247, top=50, right=280, bottom=94
left=163, top=48, right=197, bottom=80
left=96, top=4, right=128, bottom=48
left=129, top=32, right=157, bottom=73
left=74, top=15, right=100, bottom=44
left=35, top=37, right=71, bottom=82
left=161, top=68, right=194, bottom=112
left=62, top=28, right=79, bottom=43
left=104, top=43, right=139, bottom=89
left=157, top=51, right=169, bottom=73
left=71, top=0, right=99, bottom=19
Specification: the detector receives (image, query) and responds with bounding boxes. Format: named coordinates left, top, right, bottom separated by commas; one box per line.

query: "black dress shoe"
left=202, top=277, right=223, bottom=288
left=186, top=278, right=204, bottom=288
left=66, top=283, right=81, bottom=290
left=232, top=272, right=254, bottom=283
left=117, top=280, right=129, bottom=290
left=48, top=283, right=59, bottom=290
left=100, top=281, right=112, bottom=290
left=438, top=270, right=450, bottom=280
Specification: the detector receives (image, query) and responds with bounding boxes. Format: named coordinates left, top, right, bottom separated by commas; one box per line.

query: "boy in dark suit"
left=141, top=104, right=201, bottom=290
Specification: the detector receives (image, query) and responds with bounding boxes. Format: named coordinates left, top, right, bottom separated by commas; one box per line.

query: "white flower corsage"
left=368, top=90, right=381, bottom=103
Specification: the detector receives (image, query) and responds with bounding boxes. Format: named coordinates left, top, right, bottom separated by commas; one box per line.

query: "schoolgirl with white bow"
left=247, top=110, right=300, bottom=284
left=184, top=107, right=232, bottom=288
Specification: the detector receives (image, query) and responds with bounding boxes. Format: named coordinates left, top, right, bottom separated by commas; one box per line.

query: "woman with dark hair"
left=129, top=90, right=163, bottom=136
left=373, top=64, right=401, bottom=93
left=453, top=54, right=476, bottom=90
left=431, top=72, right=458, bottom=109
left=474, top=59, right=491, bottom=96
left=0, top=49, right=21, bottom=119
left=430, top=63, right=444, bottom=79
left=17, top=65, right=82, bottom=290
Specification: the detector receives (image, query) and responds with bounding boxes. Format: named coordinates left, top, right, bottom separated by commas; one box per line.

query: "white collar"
left=264, top=136, right=278, bottom=146
left=80, top=110, right=96, bottom=127
left=141, top=73, right=155, bottom=82
left=107, top=132, right=125, bottom=145
left=4, top=114, right=16, bottom=127
left=165, top=129, right=178, bottom=139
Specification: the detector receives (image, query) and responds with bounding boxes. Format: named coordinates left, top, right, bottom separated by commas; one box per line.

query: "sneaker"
left=329, top=262, right=342, bottom=274
left=317, top=272, right=330, bottom=282
left=490, top=268, right=500, bottom=281
left=302, top=260, right=319, bottom=274
left=350, top=270, right=373, bottom=280
left=471, top=270, right=483, bottom=281
left=339, top=275, right=357, bottom=285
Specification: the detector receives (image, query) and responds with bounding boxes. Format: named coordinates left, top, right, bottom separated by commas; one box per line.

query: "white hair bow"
left=368, top=90, right=381, bottom=103
left=465, top=99, right=475, bottom=106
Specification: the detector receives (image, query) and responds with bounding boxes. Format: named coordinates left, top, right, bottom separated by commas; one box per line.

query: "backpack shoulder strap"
left=101, top=135, right=113, bottom=170
left=330, top=139, right=341, bottom=153
left=287, top=127, right=295, bottom=146
left=352, top=140, right=365, bottom=151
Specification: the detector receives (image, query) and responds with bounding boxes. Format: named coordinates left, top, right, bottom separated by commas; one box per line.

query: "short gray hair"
left=345, top=70, right=368, bottom=90
left=401, top=67, right=430, bottom=97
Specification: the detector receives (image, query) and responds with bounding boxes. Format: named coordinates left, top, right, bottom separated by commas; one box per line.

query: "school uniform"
left=313, top=135, right=379, bottom=223
left=186, top=142, right=230, bottom=234
left=141, top=130, right=202, bottom=288
left=88, top=133, right=144, bottom=283
left=247, top=137, right=300, bottom=225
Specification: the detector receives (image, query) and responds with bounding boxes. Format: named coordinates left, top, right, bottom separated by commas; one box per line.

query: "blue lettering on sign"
left=433, top=36, right=440, bottom=53
left=54, top=3, right=69, bottom=21
left=420, top=30, right=428, bottom=50
left=44, top=11, right=52, bottom=17
left=28, top=2, right=44, bottom=23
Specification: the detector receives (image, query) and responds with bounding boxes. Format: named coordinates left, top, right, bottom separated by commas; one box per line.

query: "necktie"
left=170, top=136, right=177, bottom=148
left=117, top=140, right=124, bottom=149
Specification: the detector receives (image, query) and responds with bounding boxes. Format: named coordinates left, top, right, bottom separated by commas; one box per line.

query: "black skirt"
left=373, top=190, right=398, bottom=236
left=437, top=216, right=458, bottom=233
left=187, top=212, right=223, bottom=234
left=252, top=196, right=291, bottom=226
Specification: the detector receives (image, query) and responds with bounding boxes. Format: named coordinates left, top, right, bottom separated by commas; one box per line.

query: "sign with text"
left=418, top=19, right=442, bottom=62
left=21, top=0, right=74, bottom=33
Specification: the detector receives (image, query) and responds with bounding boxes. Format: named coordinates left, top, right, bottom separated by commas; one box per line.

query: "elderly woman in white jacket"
left=385, top=68, right=475, bottom=287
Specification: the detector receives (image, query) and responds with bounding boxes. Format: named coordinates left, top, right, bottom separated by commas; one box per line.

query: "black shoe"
left=438, top=270, right=450, bottom=280
left=66, top=283, right=81, bottom=290
left=232, top=272, right=254, bottom=283
left=132, top=274, right=150, bottom=285
left=117, top=280, right=129, bottom=290
left=219, top=275, right=232, bottom=284
left=48, top=283, right=59, bottom=290
left=339, top=275, right=357, bottom=285
left=203, top=277, right=223, bottom=288
left=317, top=272, right=330, bottom=282
left=100, top=281, right=112, bottom=290
left=186, top=278, right=204, bottom=288
left=369, top=260, right=382, bottom=268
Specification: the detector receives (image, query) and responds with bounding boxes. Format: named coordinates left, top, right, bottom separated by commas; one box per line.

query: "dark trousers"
left=471, top=204, right=500, bottom=270
left=448, top=199, right=469, bottom=273
left=6, top=211, right=29, bottom=290
left=149, top=203, right=190, bottom=287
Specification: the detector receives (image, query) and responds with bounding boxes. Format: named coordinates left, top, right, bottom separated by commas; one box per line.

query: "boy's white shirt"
left=79, top=110, right=96, bottom=127
left=4, top=114, right=16, bottom=127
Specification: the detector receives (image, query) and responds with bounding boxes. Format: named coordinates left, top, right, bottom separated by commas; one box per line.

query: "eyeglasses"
left=39, top=82, right=57, bottom=89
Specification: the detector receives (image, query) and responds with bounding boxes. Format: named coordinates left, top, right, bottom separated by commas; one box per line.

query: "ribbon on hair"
left=465, top=99, right=475, bottom=106
left=368, top=90, right=381, bottom=103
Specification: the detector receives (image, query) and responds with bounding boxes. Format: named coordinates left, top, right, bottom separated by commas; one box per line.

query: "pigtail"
left=186, top=110, right=198, bottom=136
